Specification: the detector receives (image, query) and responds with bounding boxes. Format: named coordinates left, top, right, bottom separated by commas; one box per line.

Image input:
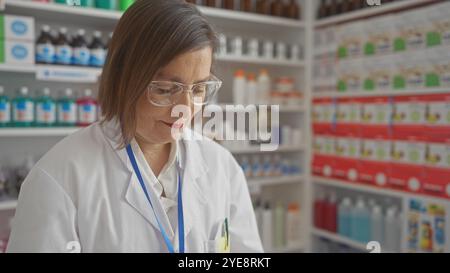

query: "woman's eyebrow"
left=161, top=75, right=212, bottom=84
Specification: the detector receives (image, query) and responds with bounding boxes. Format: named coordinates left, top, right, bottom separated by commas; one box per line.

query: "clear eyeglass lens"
left=148, top=81, right=219, bottom=106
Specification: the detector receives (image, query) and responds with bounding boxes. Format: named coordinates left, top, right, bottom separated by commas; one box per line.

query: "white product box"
left=0, top=15, right=35, bottom=42
left=0, top=40, right=35, bottom=64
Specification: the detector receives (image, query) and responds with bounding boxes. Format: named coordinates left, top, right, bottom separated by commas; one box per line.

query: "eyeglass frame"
left=146, top=74, right=223, bottom=107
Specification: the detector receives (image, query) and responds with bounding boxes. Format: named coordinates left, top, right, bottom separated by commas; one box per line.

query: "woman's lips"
left=162, top=121, right=184, bottom=129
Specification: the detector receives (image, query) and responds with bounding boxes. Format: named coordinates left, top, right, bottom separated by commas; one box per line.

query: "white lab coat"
left=6, top=119, right=263, bottom=253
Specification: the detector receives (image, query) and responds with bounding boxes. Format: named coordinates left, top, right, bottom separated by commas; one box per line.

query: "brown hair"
left=98, top=0, right=218, bottom=147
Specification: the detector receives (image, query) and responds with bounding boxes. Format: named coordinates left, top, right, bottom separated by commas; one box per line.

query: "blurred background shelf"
left=0, top=200, right=18, bottom=211
left=313, top=176, right=450, bottom=203
left=248, top=175, right=305, bottom=187
left=312, top=88, right=450, bottom=98
left=315, top=0, right=435, bottom=28
left=228, top=145, right=305, bottom=154
left=311, top=228, right=368, bottom=252
left=0, top=128, right=81, bottom=137
left=216, top=55, right=305, bottom=68
left=4, top=0, right=305, bottom=29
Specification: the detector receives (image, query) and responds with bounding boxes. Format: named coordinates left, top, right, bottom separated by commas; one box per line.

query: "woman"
left=7, top=0, right=262, bottom=253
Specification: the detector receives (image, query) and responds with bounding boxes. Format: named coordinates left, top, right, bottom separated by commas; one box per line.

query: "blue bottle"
left=338, top=197, right=352, bottom=238
left=351, top=197, right=371, bottom=243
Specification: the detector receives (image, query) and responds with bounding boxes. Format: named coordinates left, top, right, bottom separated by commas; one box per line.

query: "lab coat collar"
left=101, top=118, right=209, bottom=247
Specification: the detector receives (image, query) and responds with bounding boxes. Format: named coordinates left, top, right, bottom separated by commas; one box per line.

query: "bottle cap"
left=77, top=29, right=86, bottom=36
left=42, top=87, right=51, bottom=96
left=84, top=89, right=93, bottom=97
left=94, top=31, right=102, bottom=38
left=342, top=197, right=352, bottom=206
left=42, top=25, right=50, bottom=32
left=20, top=87, right=29, bottom=95
left=0, top=86, right=4, bottom=94
left=66, top=88, right=73, bottom=96
left=247, top=73, right=256, bottom=81
left=60, top=27, right=67, bottom=34
left=288, top=202, right=300, bottom=211
left=373, top=205, right=382, bottom=215
left=234, top=69, right=245, bottom=78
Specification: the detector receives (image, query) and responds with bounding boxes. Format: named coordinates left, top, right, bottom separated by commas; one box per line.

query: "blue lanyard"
left=126, top=144, right=185, bottom=253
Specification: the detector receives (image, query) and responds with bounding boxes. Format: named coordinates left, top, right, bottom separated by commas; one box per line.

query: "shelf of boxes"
left=0, top=0, right=313, bottom=253
left=313, top=88, right=450, bottom=98
left=314, top=0, right=435, bottom=28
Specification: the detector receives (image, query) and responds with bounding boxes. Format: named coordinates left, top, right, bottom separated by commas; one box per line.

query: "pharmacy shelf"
left=228, top=145, right=304, bottom=154
left=0, top=200, right=18, bottom=211
left=315, top=0, right=436, bottom=28
left=214, top=104, right=305, bottom=113
left=271, top=242, right=305, bottom=253
left=4, top=0, right=304, bottom=29
left=313, top=176, right=450, bottom=203
left=247, top=175, right=305, bottom=187
left=0, top=63, right=102, bottom=80
left=0, top=127, right=81, bottom=137
left=216, top=55, right=305, bottom=68
left=198, top=5, right=304, bottom=29
left=311, top=228, right=369, bottom=252
left=312, top=88, right=450, bottom=99
left=4, top=0, right=121, bottom=28
left=0, top=64, right=36, bottom=74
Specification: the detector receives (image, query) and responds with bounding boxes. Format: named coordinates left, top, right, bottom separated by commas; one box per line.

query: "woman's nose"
left=177, top=90, right=192, bottom=107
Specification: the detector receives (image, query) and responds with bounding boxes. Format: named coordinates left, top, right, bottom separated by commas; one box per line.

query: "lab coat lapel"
left=180, top=130, right=209, bottom=238
left=101, top=119, right=165, bottom=234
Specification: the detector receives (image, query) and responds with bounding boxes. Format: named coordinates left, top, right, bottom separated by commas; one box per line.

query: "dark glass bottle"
left=203, top=0, right=216, bottom=7
left=256, top=0, right=271, bottom=15
left=222, top=0, right=234, bottom=10
left=285, top=0, right=300, bottom=19
left=317, top=0, right=328, bottom=18
left=271, top=0, right=284, bottom=17
left=241, top=0, right=252, bottom=12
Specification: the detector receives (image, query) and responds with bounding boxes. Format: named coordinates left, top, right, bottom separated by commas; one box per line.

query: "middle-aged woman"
left=7, top=0, right=263, bottom=253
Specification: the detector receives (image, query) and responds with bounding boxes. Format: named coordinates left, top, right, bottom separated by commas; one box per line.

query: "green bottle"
left=119, top=0, right=135, bottom=11
left=57, top=88, right=77, bottom=127
left=12, top=87, right=34, bottom=127
left=0, top=86, right=11, bottom=127
left=54, top=0, right=93, bottom=7
left=95, top=0, right=117, bottom=10
left=35, top=88, right=56, bottom=127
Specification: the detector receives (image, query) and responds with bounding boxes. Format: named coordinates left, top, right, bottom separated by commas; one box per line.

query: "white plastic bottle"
left=232, top=69, right=246, bottom=105
left=261, top=202, right=273, bottom=252
left=371, top=204, right=384, bottom=247
left=286, top=202, right=301, bottom=248
left=247, top=73, right=258, bottom=105
left=384, top=206, right=401, bottom=253
left=257, top=69, right=271, bottom=104
left=274, top=202, right=285, bottom=248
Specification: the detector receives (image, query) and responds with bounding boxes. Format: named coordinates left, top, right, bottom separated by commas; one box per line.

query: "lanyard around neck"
left=126, top=144, right=185, bottom=253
